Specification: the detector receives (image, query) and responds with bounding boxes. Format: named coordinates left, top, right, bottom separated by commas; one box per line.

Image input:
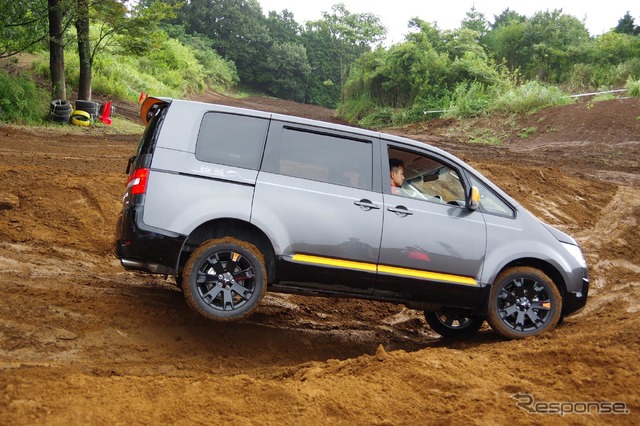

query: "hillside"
left=0, top=94, right=639, bottom=424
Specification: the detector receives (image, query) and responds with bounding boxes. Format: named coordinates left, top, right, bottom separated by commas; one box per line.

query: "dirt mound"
left=1, top=96, right=639, bottom=424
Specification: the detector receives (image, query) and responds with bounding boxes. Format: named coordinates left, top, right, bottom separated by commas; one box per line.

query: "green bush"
left=336, top=95, right=379, bottom=125
left=445, top=81, right=491, bottom=118
left=626, top=77, right=640, bottom=97
left=0, top=70, right=48, bottom=124
left=489, top=81, right=573, bottom=113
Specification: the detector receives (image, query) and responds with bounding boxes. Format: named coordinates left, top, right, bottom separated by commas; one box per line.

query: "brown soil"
left=1, top=93, right=639, bottom=425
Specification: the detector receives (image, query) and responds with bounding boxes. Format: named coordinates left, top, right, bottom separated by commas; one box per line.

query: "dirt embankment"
left=0, top=96, right=639, bottom=425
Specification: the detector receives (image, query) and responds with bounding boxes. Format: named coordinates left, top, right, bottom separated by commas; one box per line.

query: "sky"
left=257, top=0, right=637, bottom=45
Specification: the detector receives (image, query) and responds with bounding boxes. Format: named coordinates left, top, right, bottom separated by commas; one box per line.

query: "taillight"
left=127, top=168, right=150, bottom=195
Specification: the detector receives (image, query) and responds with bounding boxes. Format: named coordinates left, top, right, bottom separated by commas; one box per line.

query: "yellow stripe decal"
left=291, top=254, right=478, bottom=286
left=377, top=265, right=478, bottom=286
left=292, top=254, right=377, bottom=272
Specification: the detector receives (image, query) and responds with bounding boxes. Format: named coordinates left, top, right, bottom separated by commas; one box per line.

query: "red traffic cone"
left=99, top=101, right=112, bottom=125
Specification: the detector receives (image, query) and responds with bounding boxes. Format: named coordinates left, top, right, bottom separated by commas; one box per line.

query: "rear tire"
left=487, top=267, right=562, bottom=339
left=424, top=311, right=484, bottom=338
left=182, top=237, right=267, bottom=321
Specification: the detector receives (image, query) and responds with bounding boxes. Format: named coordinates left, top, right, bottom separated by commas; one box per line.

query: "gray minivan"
left=114, top=97, right=589, bottom=339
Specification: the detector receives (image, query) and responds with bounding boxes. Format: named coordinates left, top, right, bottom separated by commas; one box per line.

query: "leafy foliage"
left=262, top=42, right=311, bottom=102
left=0, top=0, right=51, bottom=58
left=627, top=78, right=640, bottom=97
left=33, top=23, right=238, bottom=101
left=2, top=1, right=640, bottom=128
left=182, top=0, right=270, bottom=86
left=614, top=11, right=640, bottom=35
left=0, top=69, right=49, bottom=124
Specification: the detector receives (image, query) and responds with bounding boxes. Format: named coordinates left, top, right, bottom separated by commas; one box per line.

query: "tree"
left=522, top=10, right=590, bottom=81
left=266, top=9, right=301, bottom=44
left=491, top=8, right=526, bottom=30
left=48, top=0, right=69, bottom=100
left=0, top=0, right=50, bottom=58
left=614, top=11, right=640, bottom=35
left=76, top=0, right=91, bottom=100
left=262, top=42, right=311, bottom=101
left=183, top=0, right=270, bottom=84
left=484, top=9, right=590, bottom=82
left=461, top=6, right=488, bottom=40
left=74, top=0, right=174, bottom=100
left=1, top=0, right=70, bottom=99
left=484, top=18, right=527, bottom=71
left=300, top=27, right=341, bottom=107
left=307, top=3, right=386, bottom=100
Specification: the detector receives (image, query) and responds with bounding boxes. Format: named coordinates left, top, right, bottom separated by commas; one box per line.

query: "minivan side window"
left=388, top=147, right=466, bottom=206
left=263, top=126, right=373, bottom=190
left=195, top=112, right=269, bottom=170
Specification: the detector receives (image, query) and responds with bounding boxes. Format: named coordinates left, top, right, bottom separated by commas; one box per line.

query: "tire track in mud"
left=577, top=185, right=640, bottom=312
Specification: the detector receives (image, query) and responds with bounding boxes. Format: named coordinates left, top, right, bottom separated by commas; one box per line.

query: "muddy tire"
left=487, top=267, right=562, bottom=339
left=182, top=237, right=267, bottom=321
left=424, top=311, right=484, bottom=338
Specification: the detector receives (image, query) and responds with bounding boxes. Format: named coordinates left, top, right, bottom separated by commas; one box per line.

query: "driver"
left=389, top=158, right=405, bottom=195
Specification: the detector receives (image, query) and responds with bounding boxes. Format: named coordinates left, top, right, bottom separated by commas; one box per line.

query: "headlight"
left=562, top=243, right=587, bottom=268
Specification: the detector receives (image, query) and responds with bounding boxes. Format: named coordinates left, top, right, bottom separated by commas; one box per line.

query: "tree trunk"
left=76, top=0, right=91, bottom=100
left=48, top=0, right=66, bottom=100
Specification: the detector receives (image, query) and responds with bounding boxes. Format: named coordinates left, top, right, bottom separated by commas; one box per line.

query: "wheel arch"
left=177, top=218, right=276, bottom=284
left=495, top=258, right=567, bottom=298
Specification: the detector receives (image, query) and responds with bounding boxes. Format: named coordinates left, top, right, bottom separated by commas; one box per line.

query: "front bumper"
left=562, top=277, right=589, bottom=317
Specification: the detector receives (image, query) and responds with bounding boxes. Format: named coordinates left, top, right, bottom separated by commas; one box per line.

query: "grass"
left=442, top=114, right=517, bottom=145
left=626, top=78, right=640, bottom=97
left=3, top=116, right=145, bottom=136
left=519, top=127, right=537, bottom=139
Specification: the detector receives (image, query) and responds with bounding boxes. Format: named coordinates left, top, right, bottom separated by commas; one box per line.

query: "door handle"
left=354, top=199, right=380, bottom=210
left=387, top=206, right=413, bottom=216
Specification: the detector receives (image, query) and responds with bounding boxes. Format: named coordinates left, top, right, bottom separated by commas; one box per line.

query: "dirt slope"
left=0, top=97, right=639, bottom=425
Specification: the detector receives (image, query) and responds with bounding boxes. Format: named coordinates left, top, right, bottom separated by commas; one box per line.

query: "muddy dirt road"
left=0, top=97, right=639, bottom=424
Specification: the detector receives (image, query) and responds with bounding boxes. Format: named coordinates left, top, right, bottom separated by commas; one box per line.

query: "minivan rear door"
left=252, top=120, right=383, bottom=294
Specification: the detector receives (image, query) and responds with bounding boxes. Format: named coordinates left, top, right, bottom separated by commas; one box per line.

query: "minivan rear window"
left=195, top=112, right=269, bottom=170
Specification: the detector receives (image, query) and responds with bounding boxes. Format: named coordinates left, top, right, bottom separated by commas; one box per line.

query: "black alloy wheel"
left=487, top=267, right=562, bottom=339
left=424, top=311, right=484, bottom=338
left=183, top=238, right=267, bottom=321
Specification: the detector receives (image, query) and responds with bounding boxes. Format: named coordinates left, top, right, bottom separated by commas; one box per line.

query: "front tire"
left=487, top=267, right=562, bottom=339
left=183, top=237, right=267, bottom=321
left=424, top=311, right=484, bottom=338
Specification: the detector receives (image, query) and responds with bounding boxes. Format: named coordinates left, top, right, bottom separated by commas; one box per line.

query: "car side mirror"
left=467, top=186, right=480, bottom=211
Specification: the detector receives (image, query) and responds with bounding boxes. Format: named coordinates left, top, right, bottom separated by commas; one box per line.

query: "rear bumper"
left=114, top=203, right=186, bottom=275
left=562, top=277, right=589, bottom=317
